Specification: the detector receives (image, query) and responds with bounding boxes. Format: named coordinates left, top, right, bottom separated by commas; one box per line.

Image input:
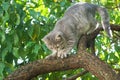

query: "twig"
left=66, top=70, right=88, bottom=80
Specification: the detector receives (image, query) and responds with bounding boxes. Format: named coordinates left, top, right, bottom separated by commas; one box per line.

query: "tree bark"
left=4, top=24, right=120, bottom=80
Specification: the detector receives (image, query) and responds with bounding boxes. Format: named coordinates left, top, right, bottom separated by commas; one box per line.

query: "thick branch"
left=4, top=24, right=120, bottom=80
left=110, top=24, right=120, bottom=31
left=4, top=50, right=119, bottom=80
left=5, top=54, right=83, bottom=80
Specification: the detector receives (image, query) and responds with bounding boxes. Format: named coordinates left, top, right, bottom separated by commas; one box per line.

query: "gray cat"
left=42, top=2, right=112, bottom=59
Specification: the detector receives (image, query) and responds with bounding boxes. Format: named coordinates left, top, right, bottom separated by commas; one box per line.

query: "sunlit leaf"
left=109, top=53, right=119, bottom=63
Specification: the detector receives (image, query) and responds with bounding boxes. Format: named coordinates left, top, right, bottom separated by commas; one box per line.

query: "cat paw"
left=57, top=53, right=68, bottom=58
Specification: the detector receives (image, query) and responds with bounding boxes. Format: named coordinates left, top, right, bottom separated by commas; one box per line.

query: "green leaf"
left=1, top=2, right=10, bottom=11
left=28, top=26, right=34, bottom=39
left=0, top=7, right=3, bottom=17
left=3, top=12, right=9, bottom=24
left=16, top=14, right=20, bottom=25
left=13, top=47, right=19, bottom=58
left=0, top=31, right=5, bottom=43
left=109, top=53, right=119, bottom=63
left=42, top=44, right=49, bottom=53
left=25, top=41, right=35, bottom=49
left=14, top=33, right=19, bottom=45
left=115, top=45, right=120, bottom=53
left=32, top=44, right=40, bottom=54
left=0, top=62, right=5, bottom=80
left=7, top=42, right=12, bottom=52
left=29, top=9, right=39, bottom=19
left=60, top=1, right=65, bottom=7
left=2, top=48, right=8, bottom=61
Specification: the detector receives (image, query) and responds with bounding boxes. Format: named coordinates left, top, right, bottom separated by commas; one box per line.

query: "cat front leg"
left=57, top=38, right=76, bottom=58
left=57, top=48, right=72, bottom=58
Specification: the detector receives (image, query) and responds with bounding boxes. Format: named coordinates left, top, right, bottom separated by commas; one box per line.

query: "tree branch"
left=4, top=24, right=120, bottom=80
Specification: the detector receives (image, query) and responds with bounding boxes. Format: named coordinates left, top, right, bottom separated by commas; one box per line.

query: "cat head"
left=42, top=31, right=66, bottom=52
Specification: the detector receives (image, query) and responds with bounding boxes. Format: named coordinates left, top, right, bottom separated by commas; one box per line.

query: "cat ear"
left=55, top=32, right=63, bottom=41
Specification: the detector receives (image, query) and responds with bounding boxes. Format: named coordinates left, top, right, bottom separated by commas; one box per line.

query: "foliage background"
left=0, top=0, right=120, bottom=80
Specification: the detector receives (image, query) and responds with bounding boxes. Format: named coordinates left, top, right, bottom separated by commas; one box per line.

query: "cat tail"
left=96, top=6, right=112, bottom=38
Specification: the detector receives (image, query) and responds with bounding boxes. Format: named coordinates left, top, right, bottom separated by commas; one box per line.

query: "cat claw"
left=58, top=53, right=67, bottom=58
